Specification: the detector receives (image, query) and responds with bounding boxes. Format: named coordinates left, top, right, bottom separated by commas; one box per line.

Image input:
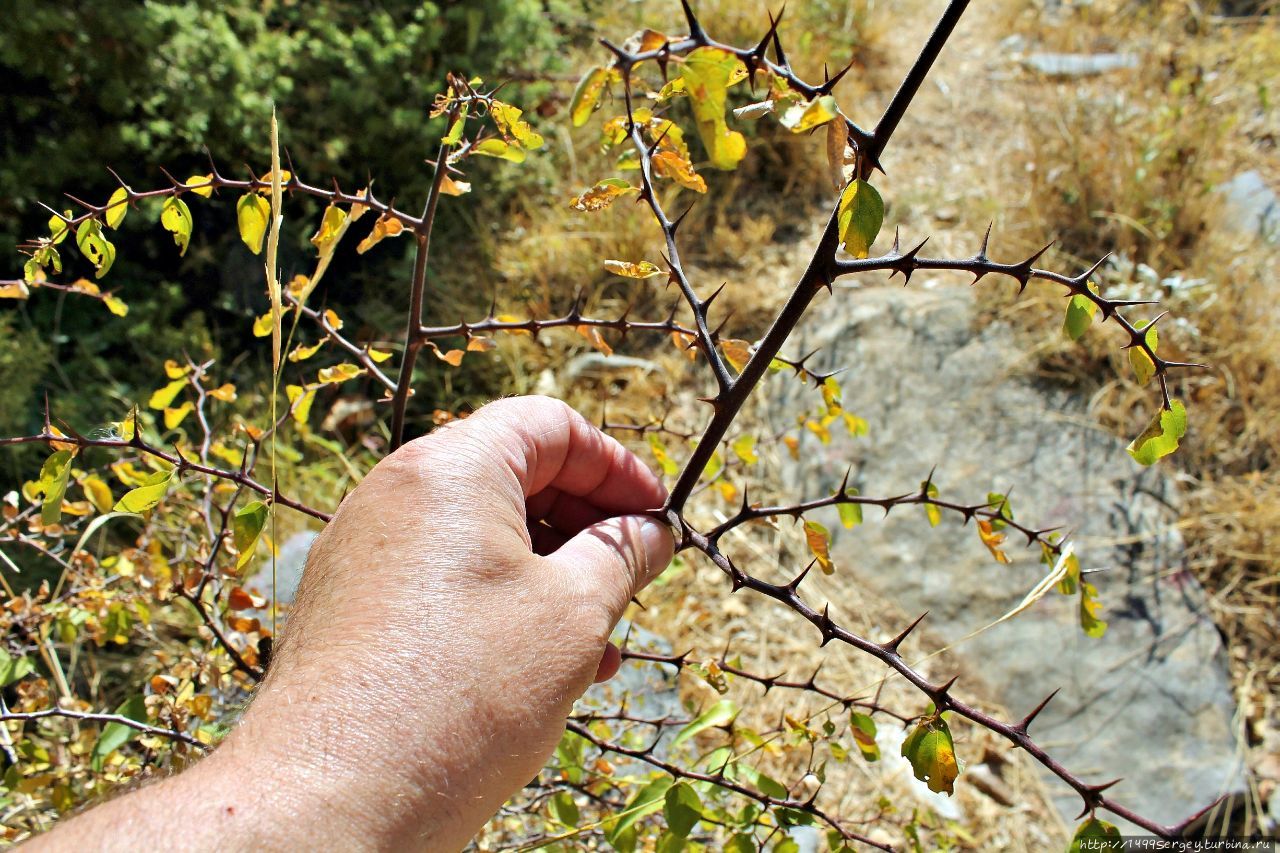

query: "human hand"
left=32, top=396, right=673, bottom=851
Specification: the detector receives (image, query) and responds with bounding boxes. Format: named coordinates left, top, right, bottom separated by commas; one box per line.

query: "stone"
left=767, top=284, right=1244, bottom=832
left=1023, top=52, right=1139, bottom=77
left=1217, top=170, right=1278, bottom=244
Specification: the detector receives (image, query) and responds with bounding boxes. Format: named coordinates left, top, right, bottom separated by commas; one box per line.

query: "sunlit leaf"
left=837, top=498, right=862, bottom=529
left=0, top=648, right=35, bottom=688
left=103, top=294, right=129, bottom=316
left=902, top=712, right=959, bottom=795
left=664, top=782, right=702, bottom=839
left=310, top=204, right=347, bottom=254
left=672, top=699, right=737, bottom=747
left=75, top=220, right=116, bottom=278
left=976, top=519, right=1011, bottom=564
left=779, top=94, right=839, bottom=133
left=804, top=519, right=835, bottom=574
left=442, top=106, right=468, bottom=146
left=603, top=259, right=663, bottom=278
left=1128, top=322, right=1159, bottom=385
left=431, top=345, right=465, bottom=367
left=1126, top=399, right=1186, bottom=466
left=473, top=138, right=526, bottom=163
left=185, top=174, right=214, bottom=198
left=356, top=213, right=406, bottom=254
left=721, top=339, right=752, bottom=373
left=81, top=474, right=113, bottom=515
left=34, top=450, right=74, bottom=525
left=575, top=325, right=612, bottom=356
left=1069, top=818, right=1121, bottom=852
left=837, top=179, right=884, bottom=259
left=237, top=193, right=270, bottom=255
left=1080, top=579, right=1108, bottom=638
left=368, top=347, right=393, bottom=363
left=317, top=363, right=362, bottom=385
left=733, top=100, right=776, bottom=120
left=49, top=210, right=72, bottom=245
left=232, top=501, right=269, bottom=570
left=0, top=280, right=30, bottom=300
left=570, top=66, right=611, bottom=127
left=606, top=777, right=673, bottom=846
left=104, top=187, right=129, bottom=229
left=90, top=695, right=147, bottom=772
left=731, top=434, right=758, bottom=465
left=208, top=383, right=237, bottom=402
left=922, top=481, right=941, bottom=527
left=113, top=468, right=175, bottom=513
left=680, top=47, right=748, bottom=170
left=1062, top=281, right=1100, bottom=340
left=490, top=101, right=544, bottom=150
left=159, top=197, right=193, bottom=256
left=148, top=378, right=187, bottom=411
left=288, top=341, right=324, bottom=363
left=652, top=150, right=708, bottom=193
left=286, top=384, right=316, bottom=426
left=569, top=178, right=638, bottom=212
left=440, top=175, right=471, bottom=196
left=163, top=402, right=193, bottom=430
left=850, top=712, right=880, bottom=761
left=549, top=791, right=579, bottom=828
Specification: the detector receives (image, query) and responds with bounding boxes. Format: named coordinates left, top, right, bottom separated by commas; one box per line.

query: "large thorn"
left=1017, top=687, right=1060, bottom=733
left=680, top=0, right=708, bottom=42
left=882, top=611, right=928, bottom=653
left=817, top=56, right=857, bottom=95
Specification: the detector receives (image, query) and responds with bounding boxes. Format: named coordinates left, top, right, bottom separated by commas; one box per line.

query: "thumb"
left=547, top=515, right=675, bottom=622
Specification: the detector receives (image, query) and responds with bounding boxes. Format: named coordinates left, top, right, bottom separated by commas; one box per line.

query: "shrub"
left=0, top=1, right=1216, bottom=848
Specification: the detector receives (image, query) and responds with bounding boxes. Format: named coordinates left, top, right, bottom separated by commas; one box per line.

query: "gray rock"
left=767, top=285, right=1245, bottom=832
left=1023, top=52, right=1138, bottom=77
left=247, top=530, right=315, bottom=608
left=577, top=622, right=684, bottom=762
left=1217, top=171, right=1278, bottom=244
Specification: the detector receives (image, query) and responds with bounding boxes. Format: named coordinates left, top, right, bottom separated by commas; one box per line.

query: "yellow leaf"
left=496, top=314, right=533, bottom=336
left=976, top=519, right=1011, bottom=564
left=783, top=435, right=800, bottom=460
left=147, top=378, right=187, bottom=411
left=570, top=66, right=611, bottom=127
left=285, top=384, right=316, bottom=426
left=310, top=204, right=347, bottom=254
left=0, top=281, right=31, bottom=300
left=837, top=179, right=885, bottom=259
left=208, top=383, right=237, bottom=402
left=322, top=308, right=343, bottom=330
left=651, top=150, right=708, bottom=193
left=288, top=341, right=324, bottom=362
left=317, top=363, right=362, bottom=385
left=185, top=174, right=214, bottom=198
left=721, top=339, right=752, bottom=373
left=164, top=359, right=189, bottom=379
left=647, top=433, right=679, bottom=476
left=440, top=175, right=471, bottom=196
left=671, top=331, right=698, bottom=360
left=68, top=278, right=100, bottom=296
left=466, top=336, right=496, bottom=352
left=902, top=714, right=959, bottom=795
left=104, top=187, right=129, bottom=229
left=569, top=178, right=637, bottom=212
left=367, top=347, right=393, bottom=363
left=356, top=213, right=406, bottom=255
left=779, top=94, right=840, bottom=133
left=81, top=475, right=113, bottom=515
left=490, top=101, right=544, bottom=150
left=473, top=138, right=526, bottom=162
left=603, top=259, right=663, bottom=279
left=1128, top=324, right=1159, bottom=385
left=163, top=402, right=193, bottom=430
left=679, top=48, right=749, bottom=170
left=804, top=520, right=835, bottom=574
left=236, top=193, right=270, bottom=255
left=47, top=425, right=77, bottom=454
left=805, top=419, right=831, bottom=444
left=252, top=312, right=274, bottom=337
left=103, top=295, right=128, bottom=316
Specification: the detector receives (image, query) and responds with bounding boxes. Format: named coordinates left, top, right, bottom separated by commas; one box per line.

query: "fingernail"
left=635, top=517, right=675, bottom=577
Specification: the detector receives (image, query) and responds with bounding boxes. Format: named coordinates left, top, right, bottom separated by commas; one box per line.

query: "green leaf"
left=490, top=101, right=543, bottom=150
left=1126, top=399, right=1186, bottom=466
left=663, top=782, right=702, bottom=838
left=49, top=210, right=72, bottom=245
left=680, top=47, right=748, bottom=170
left=237, top=193, right=270, bottom=255
left=90, top=695, right=148, bottom=772
left=570, top=66, right=610, bottom=127
left=159, top=196, right=193, bottom=256
left=555, top=731, right=586, bottom=785
left=837, top=179, right=884, bottom=259
left=1128, top=322, right=1159, bottom=385
left=473, top=138, right=526, bottom=163
left=442, top=105, right=468, bottom=145
left=837, top=498, right=863, bottom=529
left=673, top=699, right=737, bottom=747
left=31, top=449, right=74, bottom=525
left=1062, top=281, right=1100, bottom=340
left=779, top=94, right=839, bottom=133
left=1068, top=817, right=1122, bottom=852
left=75, top=220, right=116, bottom=278
left=0, top=648, right=35, bottom=688
left=734, top=763, right=788, bottom=800
left=113, top=468, right=175, bottom=514
left=232, top=501, right=269, bottom=570
left=549, top=790, right=579, bottom=828
left=648, top=433, right=679, bottom=477
left=901, top=713, right=959, bottom=795
left=105, top=187, right=129, bottom=229
left=850, top=711, right=880, bottom=761
left=922, top=481, right=941, bottom=527
left=725, top=834, right=757, bottom=853
left=606, top=777, right=673, bottom=845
